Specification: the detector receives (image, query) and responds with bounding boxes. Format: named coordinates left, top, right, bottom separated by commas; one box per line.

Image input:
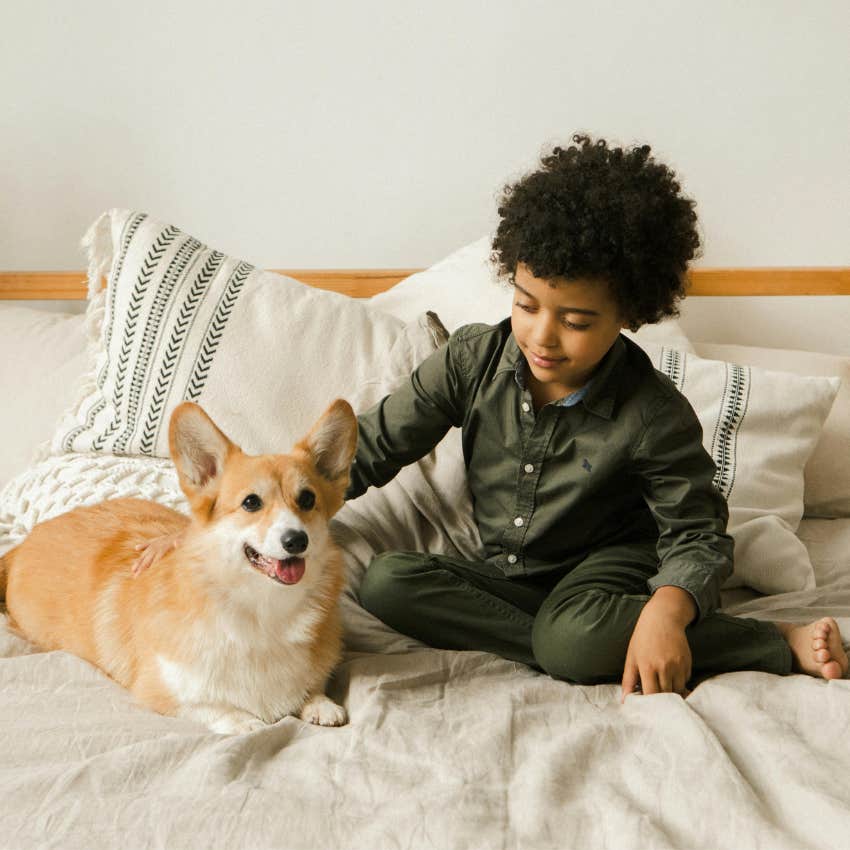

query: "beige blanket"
left=2, top=441, right=850, bottom=849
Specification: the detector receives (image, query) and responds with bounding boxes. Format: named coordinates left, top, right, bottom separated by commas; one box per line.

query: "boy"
left=136, top=135, right=847, bottom=698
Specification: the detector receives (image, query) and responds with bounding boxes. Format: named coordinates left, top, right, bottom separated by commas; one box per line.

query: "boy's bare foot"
left=775, top=617, right=849, bottom=680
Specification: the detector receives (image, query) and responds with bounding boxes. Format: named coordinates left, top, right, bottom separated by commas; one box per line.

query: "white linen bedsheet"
left=1, top=515, right=849, bottom=850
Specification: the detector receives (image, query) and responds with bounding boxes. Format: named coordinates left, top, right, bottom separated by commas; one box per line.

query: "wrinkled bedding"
left=2, top=440, right=850, bottom=849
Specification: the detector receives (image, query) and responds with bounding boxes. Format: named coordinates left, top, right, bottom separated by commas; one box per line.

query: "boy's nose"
left=529, top=313, right=559, bottom=343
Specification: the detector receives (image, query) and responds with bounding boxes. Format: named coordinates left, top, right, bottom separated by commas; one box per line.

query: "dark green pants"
left=357, top=543, right=793, bottom=684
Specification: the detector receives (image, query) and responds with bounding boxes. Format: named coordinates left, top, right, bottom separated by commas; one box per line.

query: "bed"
left=1, top=209, right=849, bottom=850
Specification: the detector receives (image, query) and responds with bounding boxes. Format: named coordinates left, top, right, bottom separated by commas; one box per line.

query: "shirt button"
left=514, top=517, right=524, bottom=527
left=521, top=402, right=531, bottom=412
left=507, top=554, right=518, bottom=564
left=524, top=464, right=534, bottom=473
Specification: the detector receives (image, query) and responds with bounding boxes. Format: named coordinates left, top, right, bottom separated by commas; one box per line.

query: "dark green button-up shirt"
left=345, top=318, right=734, bottom=623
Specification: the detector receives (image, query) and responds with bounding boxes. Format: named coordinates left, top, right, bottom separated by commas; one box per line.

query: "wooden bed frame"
left=0, top=268, right=848, bottom=299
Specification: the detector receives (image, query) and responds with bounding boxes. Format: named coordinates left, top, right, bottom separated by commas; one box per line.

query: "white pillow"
left=50, top=210, right=444, bottom=461
left=694, top=342, right=850, bottom=520
left=0, top=305, right=88, bottom=490
left=370, top=236, right=696, bottom=351
left=641, top=342, right=840, bottom=594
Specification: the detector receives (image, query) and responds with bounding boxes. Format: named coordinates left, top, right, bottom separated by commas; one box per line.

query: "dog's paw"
left=298, top=695, right=348, bottom=727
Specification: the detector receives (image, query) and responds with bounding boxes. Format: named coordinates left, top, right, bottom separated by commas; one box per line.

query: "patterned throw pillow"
left=51, top=209, right=446, bottom=461
left=694, top=341, right=850, bottom=520
left=641, top=342, right=840, bottom=594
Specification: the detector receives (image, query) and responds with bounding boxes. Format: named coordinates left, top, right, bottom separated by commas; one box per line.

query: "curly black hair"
left=491, top=134, right=701, bottom=330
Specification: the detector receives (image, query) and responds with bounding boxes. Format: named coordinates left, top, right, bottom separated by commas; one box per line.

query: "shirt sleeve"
left=632, top=392, right=734, bottom=625
left=344, top=327, right=471, bottom=501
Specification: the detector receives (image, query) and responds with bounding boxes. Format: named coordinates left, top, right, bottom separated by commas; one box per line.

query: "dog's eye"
left=296, top=489, right=316, bottom=511
left=241, top=494, right=263, bottom=512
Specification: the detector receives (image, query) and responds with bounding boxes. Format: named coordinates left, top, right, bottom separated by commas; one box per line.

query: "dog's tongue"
left=275, top=557, right=305, bottom=585
left=254, top=553, right=306, bottom=585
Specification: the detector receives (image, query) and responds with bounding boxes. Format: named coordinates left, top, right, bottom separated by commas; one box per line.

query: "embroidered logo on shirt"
left=582, top=459, right=592, bottom=473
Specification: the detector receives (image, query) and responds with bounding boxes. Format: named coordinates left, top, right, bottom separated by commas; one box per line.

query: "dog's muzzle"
left=244, top=544, right=306, bottom=585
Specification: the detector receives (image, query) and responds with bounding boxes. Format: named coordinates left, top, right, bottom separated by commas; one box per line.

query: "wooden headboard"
left=0, top=268, right=848, bottom=299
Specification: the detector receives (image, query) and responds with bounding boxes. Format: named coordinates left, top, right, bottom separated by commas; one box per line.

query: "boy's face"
left=511, top=263, right=629, bottom=399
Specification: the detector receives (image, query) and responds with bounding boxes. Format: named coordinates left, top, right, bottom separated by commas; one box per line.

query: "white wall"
left=1, top=1, right=849, bottom=349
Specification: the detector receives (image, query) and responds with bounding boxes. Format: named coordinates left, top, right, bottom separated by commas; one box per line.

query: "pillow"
left=0, top=454, right=184, bottom=550
left=369, top=236, right=696, bottom=351
left=694, top=342, right=850, bottom=519
left=50, top=210, right=445, bottom=461
left=1, top=309, right=445, bottom=547
left=0, top=305, right=88, bottom=490
left=641, top=342, right=840, bottom=594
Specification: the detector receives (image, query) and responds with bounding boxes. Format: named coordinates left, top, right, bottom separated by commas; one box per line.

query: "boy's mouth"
left=530, top=352, right=566, bottom=368
left=244, top=544, right=306, bottom=585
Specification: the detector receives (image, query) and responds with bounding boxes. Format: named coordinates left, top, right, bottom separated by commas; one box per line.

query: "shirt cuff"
left=646, top=565, right=724, bottom=626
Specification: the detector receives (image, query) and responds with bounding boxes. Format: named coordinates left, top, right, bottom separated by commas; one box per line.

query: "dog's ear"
left=169, top=403, right=236, bottom=503
left=297, top=399, right=358, bottom=487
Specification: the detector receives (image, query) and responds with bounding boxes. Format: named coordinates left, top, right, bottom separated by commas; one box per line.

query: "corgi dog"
left=0, top=399, right=357, bottom=735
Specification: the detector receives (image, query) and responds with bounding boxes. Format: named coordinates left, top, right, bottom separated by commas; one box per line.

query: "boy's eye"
left=296, top=489, right=316, bottom=511
left=241, top=494, right=263, bottom=512
left=516, top=298, right=591, bottom=331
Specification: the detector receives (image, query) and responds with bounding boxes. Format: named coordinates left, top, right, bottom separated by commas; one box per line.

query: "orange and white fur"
left=0, top=399, right=357, bottom=735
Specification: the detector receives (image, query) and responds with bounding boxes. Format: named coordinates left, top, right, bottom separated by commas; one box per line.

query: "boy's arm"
left=632, top=393, right=734, bottom=626
left=345, top=329, right=471, bottom=501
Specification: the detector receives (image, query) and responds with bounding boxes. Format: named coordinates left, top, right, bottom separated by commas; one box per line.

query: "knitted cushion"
left=0, top=454, right=184, bottom=547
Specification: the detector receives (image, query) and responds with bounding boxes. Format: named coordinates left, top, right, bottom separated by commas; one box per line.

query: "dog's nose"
left=281, top=530, right=308, bottom=555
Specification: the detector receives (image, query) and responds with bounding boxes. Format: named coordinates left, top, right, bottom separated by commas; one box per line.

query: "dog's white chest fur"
left=156, top=581, right=331, bottom=725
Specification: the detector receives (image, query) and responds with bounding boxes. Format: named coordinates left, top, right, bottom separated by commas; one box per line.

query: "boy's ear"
left=296, top=399, right=358, bottom=487
left=169, top=403, right=237, bottom=502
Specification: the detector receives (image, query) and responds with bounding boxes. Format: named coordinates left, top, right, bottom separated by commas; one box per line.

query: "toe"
left=813, top=638, right=827, bottom=650
left=823, top=659, right=843, bottom=680
left=815, top=648, right=831, bottom=663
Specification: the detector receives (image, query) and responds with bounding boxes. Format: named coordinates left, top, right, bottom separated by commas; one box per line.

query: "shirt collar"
left=513, top=360, right=592, bottom=407
left=493, top=323, right=626, bottom=420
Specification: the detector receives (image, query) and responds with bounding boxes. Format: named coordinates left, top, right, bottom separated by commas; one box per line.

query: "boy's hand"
left=131, top=531, right=184, bottom=577
left=621, top=586, right=696, bottom=702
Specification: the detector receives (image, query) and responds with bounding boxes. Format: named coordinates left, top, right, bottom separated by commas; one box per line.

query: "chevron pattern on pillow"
left=52, top=209, right=441, bottom=462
